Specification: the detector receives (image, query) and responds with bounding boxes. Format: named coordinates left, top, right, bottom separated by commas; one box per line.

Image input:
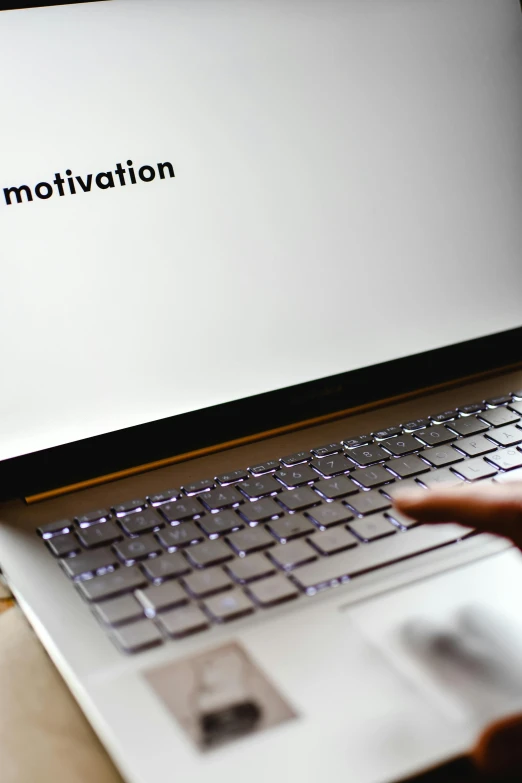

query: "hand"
left=394, top=480, right=522, bottom=777
left=393, top=481, right=522, bottom=550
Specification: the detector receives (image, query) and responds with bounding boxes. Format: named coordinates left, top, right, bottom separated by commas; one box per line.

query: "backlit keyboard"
left=37, top=390, right=522, bottom=653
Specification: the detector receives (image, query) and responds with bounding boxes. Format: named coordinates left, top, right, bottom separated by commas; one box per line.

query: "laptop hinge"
left=23, top=362, right=522, bottom=505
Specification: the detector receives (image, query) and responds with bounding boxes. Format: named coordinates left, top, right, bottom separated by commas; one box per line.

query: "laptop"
left=1, top=0, right=522, bottom=780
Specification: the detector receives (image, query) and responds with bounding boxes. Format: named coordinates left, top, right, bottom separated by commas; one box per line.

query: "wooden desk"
left=0, top=607, right=123, bottom=783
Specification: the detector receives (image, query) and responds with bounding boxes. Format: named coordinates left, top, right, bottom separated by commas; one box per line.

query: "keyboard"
left=37, top=390, right=522, bottom=654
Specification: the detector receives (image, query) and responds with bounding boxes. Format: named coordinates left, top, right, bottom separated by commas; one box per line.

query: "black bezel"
left=1, top=326, right=521, bottom=501
left=1, top=2, right=105, bottom=11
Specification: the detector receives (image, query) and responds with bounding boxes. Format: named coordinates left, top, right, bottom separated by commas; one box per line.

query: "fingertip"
left=392, top=488, right=427, bottom=509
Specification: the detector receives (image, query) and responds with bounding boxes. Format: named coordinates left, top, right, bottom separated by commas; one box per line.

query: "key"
left=346, top=490, right=390, bottom=516
left=275, top=465, right=317, bottom=488
left=183, top=567, right=232, bottom=598
left=239, top=476, right=281, bottom=499
left=486, top=425, right=522, bottom=447
left=508, top=400, right=522, bottom=415
left=183, top=478, right=215, bottom=494
left=458, top=403, right=485, bottom=415
left=119, top=509, right=163, bottom=536
left=239, top=497, right=282, bottom=523
left=268, top=540, right=317, bottom=571
left=454, top=435, right=497, bottom=457
left=60, top=547, right=118, bottom=579
left=430, top=410, right=457, bottom=423
left=415, top=426, right=457, bottom=446
left=113, top=499, right=146, bottom=516
left=419, top=446, right=463, bottom=468
left=141, top=552, right=190, bottom=583
left=111, top=620, right=163, bottom=653
left=306, top=502, right=353, bottom=528
left=419, top=468, right=465, bottom=489
left=114, top=535, right=162, bottom=565
left=76, top=509, right=112, bottom=528
left=385, top=478, right=426, bottom=498
left=310, top=454, right=353, bottom=477
left=135, top=582, right=188, bottom=615
left=227, top=554, right=277, bottom=584
left=216, top=469, right=249, bottom=485
left=446, top=416, right=489, bottom=437
left=203, top=590, right=255, bottom=622
left=308, top=527, right=358, bottom=555
left=384, top=510, right=419, bottom=530
left=157, top=522, right=203, bottom=550
left=38, top=519, right=72, bottom=538
left=277, top=487, right=320, bottom=512
left=386, top=455, right=430, bottom=478
left=348, top=445, right=388, bottom=466
left=156, top=605, right=209, bottom=639
left=374, top=426, right=403, bottom=440
left=280, top=450, right=310, bottom=466
left=350, top=465, right=393, bottom=489
left=380, top=435, right=421, bottom=456
left=77, top=566, right=147, bottom=602
left=348, top=514, right=397, bottom=542
left=198, top=510, right=243, bottom=538
left=92, top=595, right=144, bottom=627
left=247, top=575, right=299, bottom=607
left=147, top=488, right=180, bottom=506
left=292, top=524, right=472, bottom=593
left=486, top=447, right=522, bottom=471
left=342, top=434, right=373, bottom=448
left=248, top=459, right=280, bottom=475
left=159, top=499, right=205, bottom=523
left=46, top=533, right=81, bottom=557
left=267, top=514, right=315, bottom=542
left=227, top=527, right=275, bottom=556
left=452, top=458, right=497, bottom=482
left=314, top=475, right=359, bottom=500
left=486, top=395, right=512, bottom=406
left=403, top=418, right=430, bottom=432
left=184, top=539, right=234, bottom=568
left=311, top=442, right=343, bottom=457
left=199, top=486, right=243, bottom=511
left=479, top=407, right=520, bottom=427
left=77, top=522, right=122, bottom=549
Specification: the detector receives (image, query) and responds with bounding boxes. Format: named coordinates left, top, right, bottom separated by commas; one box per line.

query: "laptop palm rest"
left=349, top=546, right=522, bottom=738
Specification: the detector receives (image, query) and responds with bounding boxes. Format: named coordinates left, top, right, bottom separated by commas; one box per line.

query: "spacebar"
left=292, top=524, right=473, bottom=592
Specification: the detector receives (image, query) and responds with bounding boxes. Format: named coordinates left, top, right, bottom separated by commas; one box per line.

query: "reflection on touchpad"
left=144, top=641, right=296, bottom=752
left=401, top=605, right=522, bottom=722
left=347, top=549, right=522, bottom=730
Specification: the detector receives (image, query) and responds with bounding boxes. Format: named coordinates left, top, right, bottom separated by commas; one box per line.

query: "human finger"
left=393, top=482, right=522, bottom=547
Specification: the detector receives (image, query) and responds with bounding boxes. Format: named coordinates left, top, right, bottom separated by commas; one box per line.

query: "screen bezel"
left=1, top=326, right=521, bottom=501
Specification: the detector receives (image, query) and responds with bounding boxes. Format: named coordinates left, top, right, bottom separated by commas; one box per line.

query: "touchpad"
left=348, top=548, right=522, bottom=729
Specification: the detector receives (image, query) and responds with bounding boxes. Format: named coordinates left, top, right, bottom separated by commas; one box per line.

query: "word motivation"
left=3, top=159, right=175, bottom=206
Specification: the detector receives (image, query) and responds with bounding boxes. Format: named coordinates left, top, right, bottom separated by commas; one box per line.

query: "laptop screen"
left=1, top=0, right=521, bottom=463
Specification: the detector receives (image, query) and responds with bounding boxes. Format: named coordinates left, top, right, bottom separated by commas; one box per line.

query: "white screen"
left=1, top=0, right=522, bottom=461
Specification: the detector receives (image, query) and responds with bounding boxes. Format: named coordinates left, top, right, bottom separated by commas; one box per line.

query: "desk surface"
left=0, top=607, right=122, bottom=783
